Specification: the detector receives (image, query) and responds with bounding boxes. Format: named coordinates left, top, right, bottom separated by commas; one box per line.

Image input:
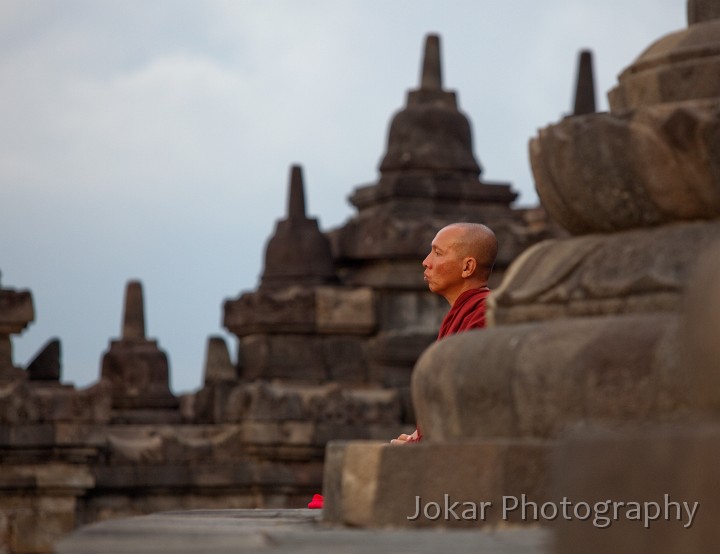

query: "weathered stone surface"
left=193, top=383, right=234, bottom=424
left=530, top=102, right=720, bottom=234
left=688, top=0, right=720, bottom=24
left=0, top=495, right=79, bottom=554
left=0, top=286, right=34, bottom=381
left=224, top=286, right=316, bottom=335
left=491, top=221, right=720, bottom=324
left=412, top=313, right=689, bottom=441
left=225, top=286, right=375, bottom=337
left=323, top=439, right=551, bottom=528
left=0, top=336, right=21, bottom=381
left=321, top=336, right=366, bottom=382
left=0, top=288, right=34, bottom=334
left=334, top=259, right=427, bottom=289
left=609, top=19, right=720, bottom=110
left=0, top=463, right=94, bottom=554
left=240, top=334, right=379, bottom=383
left=375, top=290, right=444, bottom=333
left=0, top=380, right=112, bottom=424
left=202, top=336, right=235, bottom=385
left=366, top=332, right=434, bottom=366
left=315, top=287, right=375, bottom=335
left=366, top=332, right=436, bottom=404
left=224, top=381, right=304, bottom=422
left=241, top=335, right=326, bottom=381
left=680, top=238, right=720, bottom=415
left=101, top=341, right=178, bottom=411
left=553, top=425, right=720, bottom=553
left=222, top=382, right=400, bottom=427
left=239, top=421, right=315, bottom=449
left=0, top=463, right=94, bottom=491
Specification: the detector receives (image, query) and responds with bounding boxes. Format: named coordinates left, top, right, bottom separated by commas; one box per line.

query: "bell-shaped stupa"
left=331, top=33, right=539, bottom=290
left=261, top=165, right=337, bottom=290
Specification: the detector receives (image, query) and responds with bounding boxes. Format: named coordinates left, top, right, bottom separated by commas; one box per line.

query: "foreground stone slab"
left=54, top=509, right=551, bottom=554
left=323, top=440, right=551, bottom=528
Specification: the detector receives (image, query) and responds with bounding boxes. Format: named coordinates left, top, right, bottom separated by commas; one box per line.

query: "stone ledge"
left=54, top=508, right=551, bottom=554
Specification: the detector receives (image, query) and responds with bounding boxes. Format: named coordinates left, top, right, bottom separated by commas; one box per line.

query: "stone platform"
left=53, top=509, right=551, bottom=554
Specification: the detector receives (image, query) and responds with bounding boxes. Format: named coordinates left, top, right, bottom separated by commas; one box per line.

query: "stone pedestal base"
left=322, top=439, right=552, bottom=528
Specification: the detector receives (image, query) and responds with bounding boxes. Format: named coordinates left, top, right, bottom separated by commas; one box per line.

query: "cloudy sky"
left=1, top=1, right=684, bottom=393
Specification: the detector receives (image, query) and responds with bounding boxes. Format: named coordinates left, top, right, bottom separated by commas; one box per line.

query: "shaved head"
left=444, top=223, right=498, bottom=278
left=422, top=222, right=498, bottom=305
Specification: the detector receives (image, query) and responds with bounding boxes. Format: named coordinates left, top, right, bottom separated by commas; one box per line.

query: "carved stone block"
left=315, top=287, right=375, bottom=335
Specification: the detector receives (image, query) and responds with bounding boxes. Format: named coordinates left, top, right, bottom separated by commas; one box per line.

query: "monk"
left=308, top=222, right=497, bottom=507
left=391, top=222, right=497, bottom=445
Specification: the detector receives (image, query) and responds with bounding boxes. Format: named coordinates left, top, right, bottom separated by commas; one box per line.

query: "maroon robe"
left=437, top=287, right=491, bottom=339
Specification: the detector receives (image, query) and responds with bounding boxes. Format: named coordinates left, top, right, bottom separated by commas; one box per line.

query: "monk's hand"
left=390, top=429, right=418, bottom=445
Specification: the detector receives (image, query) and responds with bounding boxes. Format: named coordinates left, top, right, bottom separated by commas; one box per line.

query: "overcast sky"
left=1, top=1, right=684, bottom=393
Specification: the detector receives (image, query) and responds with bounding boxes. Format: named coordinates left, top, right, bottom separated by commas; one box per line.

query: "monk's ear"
left=462, top=257, right=477, bottom=277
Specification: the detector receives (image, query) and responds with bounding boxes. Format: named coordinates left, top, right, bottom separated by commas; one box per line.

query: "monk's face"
left=422, top=226, right=465, bottom=299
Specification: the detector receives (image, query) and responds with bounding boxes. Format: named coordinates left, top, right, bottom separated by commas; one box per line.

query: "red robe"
left=308, top=287, right=491, bottom=508
left=437, top=287, right=491, bottom=339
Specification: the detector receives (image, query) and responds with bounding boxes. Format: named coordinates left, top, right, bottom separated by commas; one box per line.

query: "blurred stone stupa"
left=100, top=280, right=179, bottom=422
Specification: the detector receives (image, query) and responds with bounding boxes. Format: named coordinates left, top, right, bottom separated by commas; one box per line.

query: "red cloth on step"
left=308, top=493, right=324, bottom=509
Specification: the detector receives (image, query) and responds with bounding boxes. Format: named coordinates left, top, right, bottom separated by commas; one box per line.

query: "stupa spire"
left=572, top=50, right=597, bottom=115
left=287, top=165, right=307, bottom=222
left=420, top=34, right=442, bottom=91
left=122, top=280, right=145, bottom=340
